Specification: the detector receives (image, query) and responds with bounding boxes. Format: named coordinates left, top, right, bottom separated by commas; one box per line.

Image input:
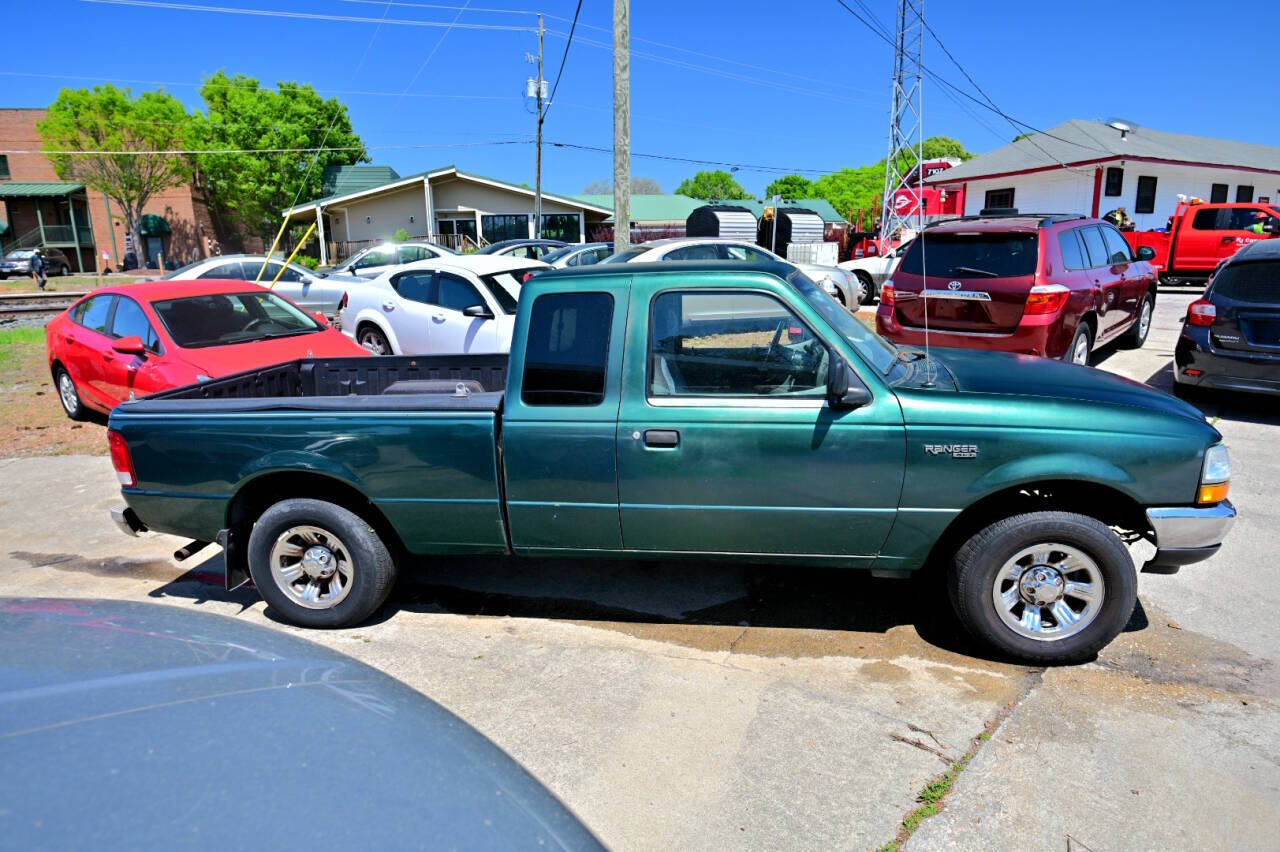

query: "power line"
left=541, top=0, right=581, bottom=120
left=398, top=0, right=472, bottom=103
left=80, top=0, right=538, bottom=31
left=548, top=141, right=839, bottom=176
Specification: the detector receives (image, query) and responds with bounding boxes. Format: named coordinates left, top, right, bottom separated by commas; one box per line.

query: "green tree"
left=582, top=176, right=662, bottom=195
left=189, top=71, right=367, bottom=245
left=393, top=227, right=410, bottom=242
left=812, top=136, right=975, bottom=227
left=675, top=170, right=752, bottom=202
left=764, top=174, right=815, bottom=200
left=39, top=84, right=192, bottom=267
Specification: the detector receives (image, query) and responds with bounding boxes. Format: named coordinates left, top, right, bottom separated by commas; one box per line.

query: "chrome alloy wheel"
left=1138, top=298, right=1152, bottom=340
left=1070, top=333, right=1090, bottom=365
left=992, top=544, right=1104, bottom=641
left=359, top=328, right=388, bottom=355
left=269, top=525, right=355, bottom=609
left=57, top=372, right=79, bottom=415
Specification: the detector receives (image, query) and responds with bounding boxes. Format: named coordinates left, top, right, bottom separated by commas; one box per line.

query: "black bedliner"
left=147, top=354, right=509, bottom=400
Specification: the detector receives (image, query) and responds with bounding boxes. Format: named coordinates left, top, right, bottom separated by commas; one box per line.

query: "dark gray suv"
left=0, top=247, right=72, bottom=278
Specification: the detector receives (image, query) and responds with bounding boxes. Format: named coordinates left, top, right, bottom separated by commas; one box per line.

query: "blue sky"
left=4, top=0, right=1275, bottom=199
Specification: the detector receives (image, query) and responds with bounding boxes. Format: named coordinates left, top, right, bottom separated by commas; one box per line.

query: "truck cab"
left=1126, top=201, right=1280, bottom=282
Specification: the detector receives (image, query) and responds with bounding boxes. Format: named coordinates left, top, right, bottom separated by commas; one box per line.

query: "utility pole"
left=612, top=0, right=630, bottom=251
left=535, top=13, right=544, bottom=239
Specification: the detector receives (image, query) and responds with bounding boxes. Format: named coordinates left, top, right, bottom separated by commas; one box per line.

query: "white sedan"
left=837, top=244, right=908, bottom=304
left=339, top=255, right=547, bottom=356
left=159, top=254, right=364, bottom=314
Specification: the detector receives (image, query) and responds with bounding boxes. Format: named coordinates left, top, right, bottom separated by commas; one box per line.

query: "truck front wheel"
left=247, top=498, right=397, bottom=628
left=948, top=511, right=1137, bottom=664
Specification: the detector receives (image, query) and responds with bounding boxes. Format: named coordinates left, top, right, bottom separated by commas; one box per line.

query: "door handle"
left=643, top=429, right=680, bottom=448
left=382, top=301, right=395, bottom=311
left=432, top=313, right=446, bottom=322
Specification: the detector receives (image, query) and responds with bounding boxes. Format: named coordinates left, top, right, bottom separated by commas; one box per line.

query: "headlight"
left=1198, top=443, right=1230, bottom=504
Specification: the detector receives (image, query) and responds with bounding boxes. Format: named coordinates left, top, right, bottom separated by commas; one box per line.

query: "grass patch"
left=0, top=325, right=107, bottom=456
left=1, top=273, right=146, bottom=294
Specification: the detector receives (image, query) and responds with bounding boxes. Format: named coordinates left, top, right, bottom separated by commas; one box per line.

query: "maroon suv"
left=875, top=212, right=1158, bottom=364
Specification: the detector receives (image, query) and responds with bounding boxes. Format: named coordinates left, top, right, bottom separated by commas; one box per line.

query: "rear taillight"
left=881, top=281, right=895, bottom=307
left=338, top=291, right=348, bottom=311
left=522, top=272, right=536, bottom=283
left=1024, top=284, right=1069, bottom=315
left=108, top=430, right=135, bottom=487
left=1187, top=298, right=1216, bottom=326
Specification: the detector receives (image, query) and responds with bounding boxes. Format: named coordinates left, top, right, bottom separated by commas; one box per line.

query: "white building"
left=283, top=165, right=614, bottom=264
left=926, top=120, right=1280, bottom=230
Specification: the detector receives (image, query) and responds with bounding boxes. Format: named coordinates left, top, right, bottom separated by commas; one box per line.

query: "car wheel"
left=247, top=498, right=397, bottom=628
left=948, top=511, right=1137, bottom=664
left=1121, top=292, right=1154, bottom=348
left=854, top=272, right=874, bottom=306
left=1063, top=322, right=1092, bottom=366
left=358, top=325, right=391, bottom=355
left=54, top=367, right=86, bottom=421
left=59, top=264, right=70, bottom=277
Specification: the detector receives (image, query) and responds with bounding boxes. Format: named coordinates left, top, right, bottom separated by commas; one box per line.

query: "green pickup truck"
left=108, top=260, right=1236, bottom=663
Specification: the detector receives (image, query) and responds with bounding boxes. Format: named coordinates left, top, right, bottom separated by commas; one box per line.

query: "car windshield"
left=540, top=246, right=576, bottom=264
left=478, top=270, right=536, bottom=313
left=898, top=232, right=1038, bottom=278
left=600, top=246, right=650, bottom=264
left=151, top=291, right=321, bottom=348
left=789, top=272, right=900, bottom=376
left=5, top=250, right=34, bottom=259
left=1212, top=260, right=1280, bottom=304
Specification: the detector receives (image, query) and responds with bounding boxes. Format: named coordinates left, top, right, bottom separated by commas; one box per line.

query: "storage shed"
left=759, top=207, right=826, bottom=258
left=686, top=205, right=759, bottom=241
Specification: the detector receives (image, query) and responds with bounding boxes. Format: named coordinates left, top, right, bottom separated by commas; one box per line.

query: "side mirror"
left=463, top=304, right=494, bottom=319
left=1264, top=220, right=1280, bottom=235
left=112, top=335, right=146, bottom=356
left=827, top=356, right=871, bottom=410
left=1136, top=246, right=1157, bottom=261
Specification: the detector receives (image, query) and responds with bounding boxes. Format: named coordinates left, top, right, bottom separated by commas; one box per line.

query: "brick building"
left=0, top=107, right=247, bottom=273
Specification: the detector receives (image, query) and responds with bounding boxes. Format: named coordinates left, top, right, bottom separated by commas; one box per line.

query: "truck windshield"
left=151, top=291, right=321, bottom=348
left=789, top=272, right=899, bottom=375
left=898, top=232, right=1038, bottom=278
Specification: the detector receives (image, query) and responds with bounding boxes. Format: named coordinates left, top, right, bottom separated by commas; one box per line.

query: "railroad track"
left=0, top=290, right=87, bottom=318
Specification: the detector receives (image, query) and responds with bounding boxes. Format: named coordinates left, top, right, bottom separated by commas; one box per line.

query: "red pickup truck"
left=1123, top=201, right=1280, bottom=284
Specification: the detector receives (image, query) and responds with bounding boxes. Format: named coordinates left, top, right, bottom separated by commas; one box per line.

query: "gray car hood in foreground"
left=0, top=598, right=601, bottom=851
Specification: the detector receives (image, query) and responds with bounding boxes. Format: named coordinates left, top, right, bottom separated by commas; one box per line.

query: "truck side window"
left=1192, top=209, right=1221, bottom=230
left=648, top=291, right=828, bottom=399
left=521, top=292, right=613, bottom=406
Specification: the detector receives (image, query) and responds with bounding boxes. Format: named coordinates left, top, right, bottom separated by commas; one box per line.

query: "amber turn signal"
left=1197, top=481, right=1229, bottom=505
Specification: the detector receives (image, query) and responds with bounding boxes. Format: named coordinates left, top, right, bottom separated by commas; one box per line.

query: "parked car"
left=876, top=212, right=1158, bottom=365
left=541, top=242, right=614, bottom=268
left=339, top=255, right=546, bottom=356
left=109, top=259, right=1235, bottom=664
left=838, top=243, right=909, bottom=304
left=0, top=247, right=72, bottom=279
left=0, top=598, right=602, bottom=850
left=1124, top=200, right=1280, bottom=284
left=323, top=241, right=456, bottom=279
left=601, top=237, right=861, bottom=309
left=159, top=254, right=364, bottom=314
left=46, top=279, right=367, bottom=419
left=477, top=239, right=567, bottom=260
left=1174, top=238, right=1280, bottom=397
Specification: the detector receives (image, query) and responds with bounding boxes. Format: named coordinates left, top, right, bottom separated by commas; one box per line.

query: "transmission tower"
left=879, top=0, right=924, bottom=247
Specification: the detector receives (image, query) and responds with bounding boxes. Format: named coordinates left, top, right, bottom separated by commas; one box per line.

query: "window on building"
left=541, top=214, right=581, bottom=242
left=1135, top=176, right=1158, bottom=214
left=1210, top=183, right=1229, bottom=204
left=648, top=291, right=828, bottom=398
left=0, top=155, right=9, bottom=180
left=1104, top=167, right=1123, bottom=197
left=481, top=214, right=529, bottom=243
left=984, top=188, right=1015, bottom=209
left=1236, top=185, right=1254, bottom=203
left=521, top=292, right=613, bottom=406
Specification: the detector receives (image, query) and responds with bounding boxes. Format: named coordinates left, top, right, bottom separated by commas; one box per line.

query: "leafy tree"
left=393, top=227, right=410, bottom=242
left=582, top=179, right=611, bottom=194
left=764, top=174, right=815, bottom=200
left=39, top=84, right=192, bottom=267
left=189, top=71, right=367, bottom=244
left=582, top=176, right=662, bottom=195
left=675, top=170, right=752, bottom=202
left=812, top=136, right=975, bottom=227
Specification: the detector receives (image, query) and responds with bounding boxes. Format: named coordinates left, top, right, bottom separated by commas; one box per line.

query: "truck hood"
left=929, top=347, right=1207, bottom=422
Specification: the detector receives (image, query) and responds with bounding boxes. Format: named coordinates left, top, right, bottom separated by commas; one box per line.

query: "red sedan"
left=46, top=279, right=368, bottom=419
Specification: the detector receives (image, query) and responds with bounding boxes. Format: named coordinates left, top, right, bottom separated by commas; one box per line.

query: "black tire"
left=247, top=498, right=397, bottom=628
left=854, top=272, right=875, bottom=306
left=357, top=324, right=391, bottom=356
left=54, top=366, right=86, bottom=421
left=59, top=264, right=70, bottom=277
left=1063, top=321, right=1092, bottom=366
left=948, top=511, right=1137, bottom=665
left=1120, top=291, right=1154, bottom=349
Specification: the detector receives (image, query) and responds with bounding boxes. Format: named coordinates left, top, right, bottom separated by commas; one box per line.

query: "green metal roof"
left=0, top=181, right=84, bottom=198
left=574, top=194, right=705, bottom=223
left=737, top=198, right=847, bottom=224
left=321, top=165, right=401, bottom=197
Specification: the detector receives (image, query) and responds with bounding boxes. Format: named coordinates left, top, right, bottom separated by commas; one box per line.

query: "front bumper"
left=1143, top=500, right=1236, bottom=573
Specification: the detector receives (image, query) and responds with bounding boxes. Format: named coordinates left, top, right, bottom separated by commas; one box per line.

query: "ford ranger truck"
left=107, top=260, right=1237, bottom=664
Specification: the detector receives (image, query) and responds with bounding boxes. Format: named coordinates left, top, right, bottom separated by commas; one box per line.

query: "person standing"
left=31, top=251, right=47, bottom=290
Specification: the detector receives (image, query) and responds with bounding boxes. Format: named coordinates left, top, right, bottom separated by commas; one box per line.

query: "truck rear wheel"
left=947, top=511, right=1137, bottom=664
left=247, top=498, right=396, bottom=628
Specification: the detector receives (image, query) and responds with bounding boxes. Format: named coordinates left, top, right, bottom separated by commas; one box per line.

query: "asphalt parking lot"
left=2, top=290, right=1276, bottom=850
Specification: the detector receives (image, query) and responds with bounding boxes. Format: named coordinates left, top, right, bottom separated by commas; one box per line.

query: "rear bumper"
left=876, top=308, right=1062, bottom=357
left=1175, top=328, right=1280, bottom=395
left=1143, top=500, right=1236, bottom=573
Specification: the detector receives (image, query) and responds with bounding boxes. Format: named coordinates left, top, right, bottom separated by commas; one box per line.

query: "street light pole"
left=535, top=12, right=544, bottom=240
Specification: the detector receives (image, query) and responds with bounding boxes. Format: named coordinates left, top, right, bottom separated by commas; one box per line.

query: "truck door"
left=616, top=280, right=904, bottom=561
left=501, top=282, right=630, bottom=553
left=1176, top=206, right=1230, bottom=273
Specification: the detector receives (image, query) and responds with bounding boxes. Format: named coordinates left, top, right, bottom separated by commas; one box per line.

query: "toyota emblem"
left=948, top=281, right=962, bottom=290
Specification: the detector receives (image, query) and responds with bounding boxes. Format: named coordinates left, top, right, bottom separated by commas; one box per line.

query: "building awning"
left=139, top=214, right=171, bottom=236
left=0, top=181, right=84, bottom=198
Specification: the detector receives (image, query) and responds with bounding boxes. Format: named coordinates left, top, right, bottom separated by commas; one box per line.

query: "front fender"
left=967, top=452, right=1138, bottom=502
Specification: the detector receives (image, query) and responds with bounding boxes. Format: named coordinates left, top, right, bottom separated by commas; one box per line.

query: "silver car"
left=325, top=241, right=457, bottom=280
left=0, top=247, right=73, bottom=278
left=159, top=254, right=364, bottom=314
left=540, top=242, right=614, bottom=268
